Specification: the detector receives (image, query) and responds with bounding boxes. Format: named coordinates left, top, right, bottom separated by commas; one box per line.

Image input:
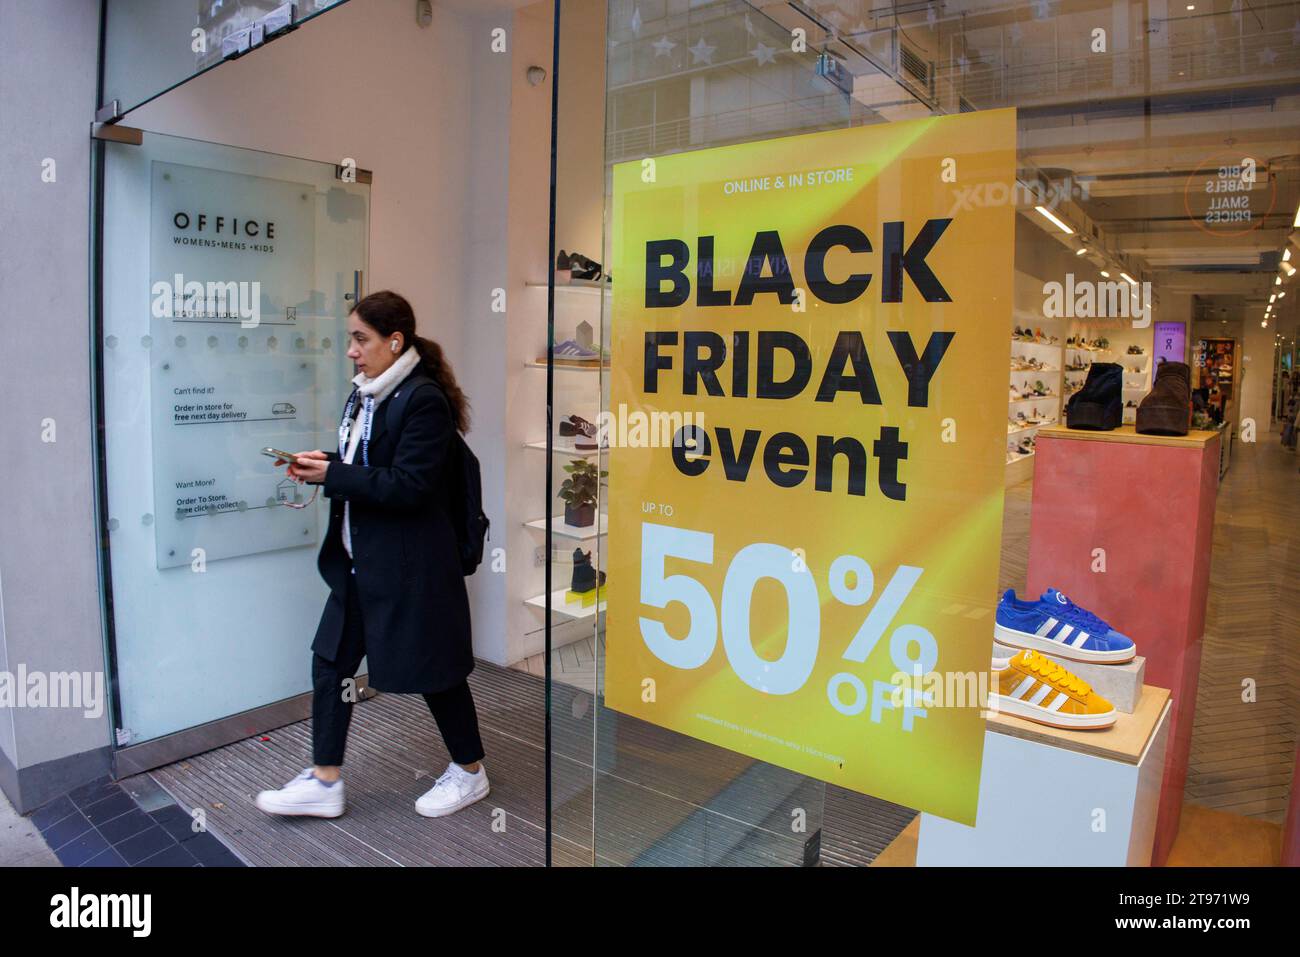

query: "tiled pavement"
left=0, top=787, right=58, bottom=866
left=27, top=775, right=245, bottom=867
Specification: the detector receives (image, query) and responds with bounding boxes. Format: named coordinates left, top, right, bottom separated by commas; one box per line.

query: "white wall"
left=506, top=0, right=609, bottom=662
left=1239, top=318, right=1275, bottom=434
left=507, top=1, right=559, bottom=660
left=132, top=0, right=516, bottom=663
left=0, top=0, right=107, bottom=785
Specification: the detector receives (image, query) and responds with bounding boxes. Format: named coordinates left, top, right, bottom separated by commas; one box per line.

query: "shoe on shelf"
left=254, top=768, right=345, bottom=818
left=1136, top=360, right=1192, bottom=436
left=415, top=762, right=490, bottom=818
left=567, top=250, right=603, bottom=282
left=570, top=547, right=607, bottom=593
left=989, top=649, right=1117, bottom=730
left=1065, top=361, right=1122, bottom=431
left=559, top=414, right=600, bottom=449
left=549, top=339, right=600, bottom=364
left=995, top=588, right=1136, bottom=663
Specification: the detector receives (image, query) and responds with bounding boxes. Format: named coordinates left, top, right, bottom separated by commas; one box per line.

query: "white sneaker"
left=415, top=762, right=489, bottom=818
left=254, top=768, right=346, bottom=818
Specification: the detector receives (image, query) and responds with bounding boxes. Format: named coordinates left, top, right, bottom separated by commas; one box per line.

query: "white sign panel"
left=150, top=161, right=330, bottom=569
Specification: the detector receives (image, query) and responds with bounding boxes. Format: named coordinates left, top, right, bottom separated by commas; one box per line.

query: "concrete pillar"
left=0, top=0, right=112, bottom=813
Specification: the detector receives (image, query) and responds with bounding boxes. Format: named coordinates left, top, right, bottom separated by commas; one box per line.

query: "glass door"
left=94, top=128, right=369, bottom=768
left=549, top=0, right=869, bottom=866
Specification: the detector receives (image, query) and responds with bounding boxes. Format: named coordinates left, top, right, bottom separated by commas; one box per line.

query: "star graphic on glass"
left=689, top=37, right=716, bottom=64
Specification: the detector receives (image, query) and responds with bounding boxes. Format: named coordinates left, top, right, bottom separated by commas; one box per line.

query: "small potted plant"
left=559, top=459, right=606, bottom=527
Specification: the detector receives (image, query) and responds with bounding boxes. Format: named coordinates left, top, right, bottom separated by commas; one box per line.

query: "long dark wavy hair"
left=351, top=290, right=470, bottom=434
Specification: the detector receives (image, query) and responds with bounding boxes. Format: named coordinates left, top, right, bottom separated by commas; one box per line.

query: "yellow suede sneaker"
left=989, top=649, right=1116, bottom=730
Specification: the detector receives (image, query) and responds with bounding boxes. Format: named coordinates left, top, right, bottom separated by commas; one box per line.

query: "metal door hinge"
left=94, top=100, right=121, bottom=124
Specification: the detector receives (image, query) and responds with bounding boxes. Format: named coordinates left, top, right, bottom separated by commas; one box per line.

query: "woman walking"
left=255, top=290, right=488, bottom=819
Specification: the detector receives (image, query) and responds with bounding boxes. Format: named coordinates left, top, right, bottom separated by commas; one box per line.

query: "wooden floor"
left=996, top=473, right=1034, bottom=595
left=140, top=664, right=555, bottom=867
left=515, top=632, right=603, bottom=695
left=1182, top=439, right=1300, bottom=823
left=1164, top=804, right=1283, bottom=866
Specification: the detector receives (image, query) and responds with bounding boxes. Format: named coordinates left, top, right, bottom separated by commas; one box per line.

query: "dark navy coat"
left=312, top=370, right=473, bottom=693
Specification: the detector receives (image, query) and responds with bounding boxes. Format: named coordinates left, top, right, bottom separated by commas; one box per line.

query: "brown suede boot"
left=1136, top=360, right=1192, bottom=436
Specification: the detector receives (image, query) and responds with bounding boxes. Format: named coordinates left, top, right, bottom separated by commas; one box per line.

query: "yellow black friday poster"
left=603, top=109, right=1016, bottom=824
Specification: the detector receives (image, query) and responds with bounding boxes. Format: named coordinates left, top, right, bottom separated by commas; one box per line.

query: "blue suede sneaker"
left=994, top=588, right=1137, bottom=663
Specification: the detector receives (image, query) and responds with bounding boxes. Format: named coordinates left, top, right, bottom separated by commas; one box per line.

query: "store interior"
left=97, top=0, right=1299, bottom=866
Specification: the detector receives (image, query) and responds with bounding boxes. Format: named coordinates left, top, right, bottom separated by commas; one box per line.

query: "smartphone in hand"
left=262, top=447, right=300, bottom=465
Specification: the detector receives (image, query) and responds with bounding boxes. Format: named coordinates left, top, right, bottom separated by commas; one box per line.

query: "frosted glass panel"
left=101, top=129, right=368, bottom=744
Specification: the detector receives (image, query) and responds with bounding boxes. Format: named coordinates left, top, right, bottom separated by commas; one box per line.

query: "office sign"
left=604, top=110, right=1017, bottom=824
left=149, top=162, right=327, bottom=569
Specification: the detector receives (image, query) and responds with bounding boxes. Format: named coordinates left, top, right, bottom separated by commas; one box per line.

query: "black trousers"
left=311, top=570, right=485, bottom=767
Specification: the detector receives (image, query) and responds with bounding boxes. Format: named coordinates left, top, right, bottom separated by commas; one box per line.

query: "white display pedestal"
left=917, top=686, right=1170, bottom=866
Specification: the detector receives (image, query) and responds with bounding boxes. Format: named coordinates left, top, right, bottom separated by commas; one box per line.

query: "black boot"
left=1136, top=360, right=1192, bottom=436
left=571, top=548, right=605, bottom=593
left=1065, top=361, right=1123, bottom=431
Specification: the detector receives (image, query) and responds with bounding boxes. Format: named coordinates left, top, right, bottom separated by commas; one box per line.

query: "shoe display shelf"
left=525, top=588, right=605, bottom=621
left=525, top=279, right=612, bottom=298
left=523, top=512, right=607, bottom=541
left=1062, top=343, right=1113, bottom=398
left=524, top=359, right=608, bottom=371
left=524, top=437, right=602, bottom=457
left=1007, top=317, right=1063, bottom=487
left=1120, top=352, right=1151, bottom=425
left=523, top=279, right=609, bottom=637
left=915, top=684, right=1171, bottom=866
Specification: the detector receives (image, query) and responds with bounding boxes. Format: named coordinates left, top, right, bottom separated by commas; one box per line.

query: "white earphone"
left=390, top=339, right=400, bottom=353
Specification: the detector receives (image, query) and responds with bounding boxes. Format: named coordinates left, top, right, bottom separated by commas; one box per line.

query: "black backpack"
left=386, top=374, right=490, bottom=576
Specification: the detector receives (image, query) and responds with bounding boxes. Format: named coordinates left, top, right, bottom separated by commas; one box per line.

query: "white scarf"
left=340, top=346, right=422, bottom=559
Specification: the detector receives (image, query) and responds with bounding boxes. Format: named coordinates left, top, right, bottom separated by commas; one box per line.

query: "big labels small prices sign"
left=604, top=110, right=1017, bottom=824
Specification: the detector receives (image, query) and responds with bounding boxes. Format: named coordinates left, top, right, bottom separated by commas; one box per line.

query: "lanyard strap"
left=360, top=396, right=374, bottom=467
left=339, top=390, right=375, bottom=466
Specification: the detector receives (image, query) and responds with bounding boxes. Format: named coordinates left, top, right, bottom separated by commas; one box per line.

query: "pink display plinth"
left=1026, top=425, right=1219, bottom=867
